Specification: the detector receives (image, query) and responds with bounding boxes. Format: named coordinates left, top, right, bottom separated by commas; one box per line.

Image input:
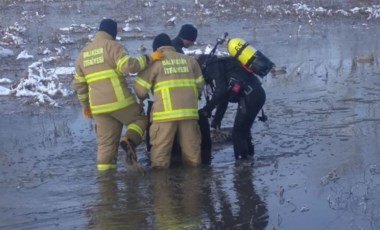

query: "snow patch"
left=57, top=34, right=74, bottom=44
left=0, top=86, right=11, bottom=95
left=1, top=22, right=26, bottom=46
left=16, top=50, right=34, bottom=60
left=0, top=46, right=14, bottom=57
left=10, top=61, right=72, bottom=107
left=0, top=78, right=12, bottom=84
left=59, top=24, right=95, bottom=33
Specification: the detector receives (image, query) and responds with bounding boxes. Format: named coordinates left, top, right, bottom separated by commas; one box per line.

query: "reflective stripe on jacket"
left=72, top=31, right=150, bottom=114
left=133, top=46, right=204, bottom=122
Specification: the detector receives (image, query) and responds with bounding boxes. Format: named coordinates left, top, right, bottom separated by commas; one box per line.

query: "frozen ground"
left=1, top=0, right=380, bottom=230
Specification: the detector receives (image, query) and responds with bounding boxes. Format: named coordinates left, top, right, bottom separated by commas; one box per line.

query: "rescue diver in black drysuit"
left=198, top=55, right=266, bottom=160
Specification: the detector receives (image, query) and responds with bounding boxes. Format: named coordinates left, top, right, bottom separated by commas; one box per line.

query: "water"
left=1, top=1, right=380, bottom=229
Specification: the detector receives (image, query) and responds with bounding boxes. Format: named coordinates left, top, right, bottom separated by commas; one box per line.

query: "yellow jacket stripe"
left=116, top=55, right=147, bottom=74
left=151, top=78, right=199, bottom=121
left=111, top=77, right=125, bottom=101
left=153, top=78, right=197, bottom=91
left=81, top=69, right=135, bottom=114
left=135, top=77, right=151, bottom=90
left=74, top=72, right=86, bottom=82
left=97, top=164, right=117, bottom=171
left=162, top=88, right=172, bottom=111
left=136, top=56, right=146, bottom=70
left=90, top=94, right=135, bottom=114
left=77, top=93, right=88, bottom=101
left=195, top=75, right=204, bottom=84
left=85, top=69, right=117, bottom=83
left=128, top=123, right=144, bottom=137
left=152, top=109, right=198, bottom=121
left=116, top=55, right=130, bottom=73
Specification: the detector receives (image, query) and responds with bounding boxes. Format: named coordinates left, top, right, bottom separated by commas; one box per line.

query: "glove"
left=199, top=107, right=210, bottom=118
left=210, top=119, right=221, bottom=129
left=150, top=51, right=164, bottom=61
left=82, top=105, right=92, bottom=119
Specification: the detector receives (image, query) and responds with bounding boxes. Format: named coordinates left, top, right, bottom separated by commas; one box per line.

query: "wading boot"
left=248, top=143, right=255, bottom=157
left=120, top=137, right=137, bottom=165
left=247, top=135, right=255, bottom=157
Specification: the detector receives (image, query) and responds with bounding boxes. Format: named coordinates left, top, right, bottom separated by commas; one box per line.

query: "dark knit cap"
left=152, top=33, right=172, bottom=51
left=99, top=19, right=117, bottom=39
left=178, top=24, right=197, bottom=42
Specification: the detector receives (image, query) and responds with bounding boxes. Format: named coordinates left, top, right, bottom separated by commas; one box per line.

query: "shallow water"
left=1, top=1, right=380, bottom=230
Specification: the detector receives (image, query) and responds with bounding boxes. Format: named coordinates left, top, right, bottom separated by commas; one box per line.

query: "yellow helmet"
left=227, top=38, right=257, bottom=66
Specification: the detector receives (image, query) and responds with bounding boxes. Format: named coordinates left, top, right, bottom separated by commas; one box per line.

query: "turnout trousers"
left=149, top=119, right=201, bottom=168
left=93, top=103, right=148, bottom=169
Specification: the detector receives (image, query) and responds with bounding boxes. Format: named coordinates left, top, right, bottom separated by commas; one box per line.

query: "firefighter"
left=172, top=24, right=198, bottom=54
left=145, top=24, right=211, bottom=166
left=198, top=55, right=266, bottom=160
left=171, top=23, right=212, bottom=165
left=133, top=33, right=205, bottom=168
left=72, top=19, right=163, bottom=171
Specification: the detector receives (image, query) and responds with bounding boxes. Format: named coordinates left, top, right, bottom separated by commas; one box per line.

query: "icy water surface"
left=1, top=0, right=380, bottom=230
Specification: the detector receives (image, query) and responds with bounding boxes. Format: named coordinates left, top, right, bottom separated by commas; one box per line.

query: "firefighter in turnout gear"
left=72, top=19, right=163, bottom=171
left=171, top=23, right=212, bottom=166
left=133, top=33, right=205, bottom=168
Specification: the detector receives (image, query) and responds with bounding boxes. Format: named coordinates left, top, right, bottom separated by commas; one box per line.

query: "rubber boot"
left=247, top=135, right=255, bottom=157
left=120, top=137, right=137, bottom=165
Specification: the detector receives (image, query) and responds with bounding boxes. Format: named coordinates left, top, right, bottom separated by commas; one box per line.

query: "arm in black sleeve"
left=211, top=97, right=229, bottom=128
left=204, top=61, right=229, bottom=112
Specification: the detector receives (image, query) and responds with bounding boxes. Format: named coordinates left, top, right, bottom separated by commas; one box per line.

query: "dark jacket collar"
left=171, top=37, right=184, bottom=53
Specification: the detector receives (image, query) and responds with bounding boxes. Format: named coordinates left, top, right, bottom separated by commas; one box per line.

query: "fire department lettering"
left=162, top=58, right=189, bottom=74
left=162, top=58, right=187, bottom=66
left=164, top=66, right=189, bottom=74
left=83, top=48, right=104, bottom=67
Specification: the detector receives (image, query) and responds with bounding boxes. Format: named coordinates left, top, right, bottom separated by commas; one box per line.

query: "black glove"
left=199, top=107, right=211, bottom=118
left=210, top=119, right=221, bottom=129
left=257, top=109, right=268, bottom=122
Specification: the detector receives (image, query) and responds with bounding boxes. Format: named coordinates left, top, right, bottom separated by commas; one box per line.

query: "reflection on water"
left=2, top=4, right=380, bottom=229
left=86, top=164, right=268, bottom=230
